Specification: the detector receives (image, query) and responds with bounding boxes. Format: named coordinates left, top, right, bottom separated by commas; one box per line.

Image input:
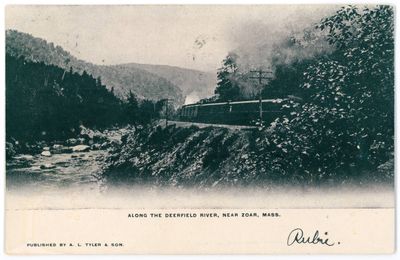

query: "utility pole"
left=165, top=98, right=169, bottom=127
left=249, top=69, right=273, bottom=127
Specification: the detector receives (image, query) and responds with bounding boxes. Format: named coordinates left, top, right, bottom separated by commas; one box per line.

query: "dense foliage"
left=258, top=5, right=394, bottom=182
left=262, top=25, right=334, bottom=99
left=261, top=60, right=312, bottom=99
left=6, top=54, right=163, bottom=142
left=124, top=91, right=165, bottom=127
left=214, top=53, right=241, bottom=101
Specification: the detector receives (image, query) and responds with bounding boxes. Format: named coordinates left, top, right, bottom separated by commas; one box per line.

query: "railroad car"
left=179, top=98, right=286, bottom=126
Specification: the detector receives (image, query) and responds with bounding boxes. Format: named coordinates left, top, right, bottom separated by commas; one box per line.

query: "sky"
left=5, top=5, right=339, bottom=72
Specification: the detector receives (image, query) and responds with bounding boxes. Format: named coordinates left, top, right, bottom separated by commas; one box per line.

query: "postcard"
left=4, top=4, right=395, bottom=254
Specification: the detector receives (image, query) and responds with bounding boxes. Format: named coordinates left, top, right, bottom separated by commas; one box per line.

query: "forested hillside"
left=6, top=30, right=184, bottom=103
left=6, top=54, right=163, bottom=143
left=6, top=54, right=122, bottom=141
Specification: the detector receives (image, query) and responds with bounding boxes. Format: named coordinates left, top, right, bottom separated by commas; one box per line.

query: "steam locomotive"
left=179, top=98, right=286, bottom=126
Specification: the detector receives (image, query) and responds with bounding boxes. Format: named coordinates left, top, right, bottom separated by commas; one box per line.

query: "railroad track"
left=160, top=120, right=258, bottom=130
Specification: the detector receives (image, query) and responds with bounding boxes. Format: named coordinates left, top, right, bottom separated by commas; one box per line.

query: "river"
left=5, top=127, right=129, bottom=196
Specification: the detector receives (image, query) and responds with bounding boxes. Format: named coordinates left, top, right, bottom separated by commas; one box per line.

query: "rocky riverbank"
left=6, top=126, right=134, bottom=192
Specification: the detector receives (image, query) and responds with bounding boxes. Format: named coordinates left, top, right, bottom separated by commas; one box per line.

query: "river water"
left=5, top=127, right=129, bottom=196
left=6, top=149, right=107, bottom=194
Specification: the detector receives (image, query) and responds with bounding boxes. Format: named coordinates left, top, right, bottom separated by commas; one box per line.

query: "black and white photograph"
left=3, top=3, right=396, bottom=254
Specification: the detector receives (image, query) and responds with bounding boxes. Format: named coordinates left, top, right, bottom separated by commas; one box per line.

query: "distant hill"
left=121, top=63, right=216, bottom=104
left=6, top=30, right=217, bottom=104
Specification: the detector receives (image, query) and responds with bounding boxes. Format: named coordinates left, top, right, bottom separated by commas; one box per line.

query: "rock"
left=66, top=138, right=78, bottom=146
left=14, top=154, right=34, bottom=161
left=72, top=145, right=90, bottom=152
left=43, top=147, right=50, bottom=151
left=51, top=145, right=63, bottom=154
left=80, top=126, right=108, bottom=142
left=40, top=163, right=56, bottom=169
left=91, top=144, right=102, bottom=150
left=53, top=144, right=63, bottom=150
left=41, top=151, right=52, bottom=157
left=52, top=144, right=72, bottom=154
left=77, top=138, right=86, bottom=144
left=71, top=154, right=78, bottom=158
left=61, top=147, right=73, bottom=153
left=79, top=125, right=93, bottom=138
left=100, top=142, right=109, bottom=149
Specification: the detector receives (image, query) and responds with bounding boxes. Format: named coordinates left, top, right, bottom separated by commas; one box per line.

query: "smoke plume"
left=228, top=5, right=338, bottom=72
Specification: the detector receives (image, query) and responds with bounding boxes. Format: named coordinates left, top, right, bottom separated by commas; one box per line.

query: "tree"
left=6, top=54, right=125, bottom=141
left=124, top=91, right=139, bottom=127
left=262, top=60, right=312, bottom=99
left=214, top=52, right=241, bottom=101
left=313, top=5, right=394, bottom=169
left=260, top=5, right=394, bottom=182
left=137, top=99, right=159, bottom=125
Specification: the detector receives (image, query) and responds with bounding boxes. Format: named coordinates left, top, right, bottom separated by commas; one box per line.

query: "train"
left=178, top=98, right=287, bottom=126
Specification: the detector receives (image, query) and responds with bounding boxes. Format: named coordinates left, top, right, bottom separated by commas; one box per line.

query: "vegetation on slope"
left=6, top=54, right=163, bottom=143
left=6, top=30, right=183, bottom=102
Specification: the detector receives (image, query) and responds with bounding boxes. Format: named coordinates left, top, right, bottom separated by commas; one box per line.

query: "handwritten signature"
left=287, top=228, right=338, bottom=246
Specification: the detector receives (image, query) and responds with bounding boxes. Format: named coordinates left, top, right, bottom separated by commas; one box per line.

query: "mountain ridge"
left=6, top=29, right=216, bottom=104
left=116, top=62, right=216, bottom=103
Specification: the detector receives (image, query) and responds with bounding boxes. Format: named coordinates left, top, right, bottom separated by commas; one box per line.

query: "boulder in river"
left=80, top=126, right=107, bottom=142
left=52, top=144, right=73, bottom=154
left=40, top=163, right=56, bottom=169
left=14, top=154, right=34, bottom=161
left=53, top=144, right=63, bottom=150
left=72, top=145, right=90, bottom=152
left=41, top=151, right=52, bottom=157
